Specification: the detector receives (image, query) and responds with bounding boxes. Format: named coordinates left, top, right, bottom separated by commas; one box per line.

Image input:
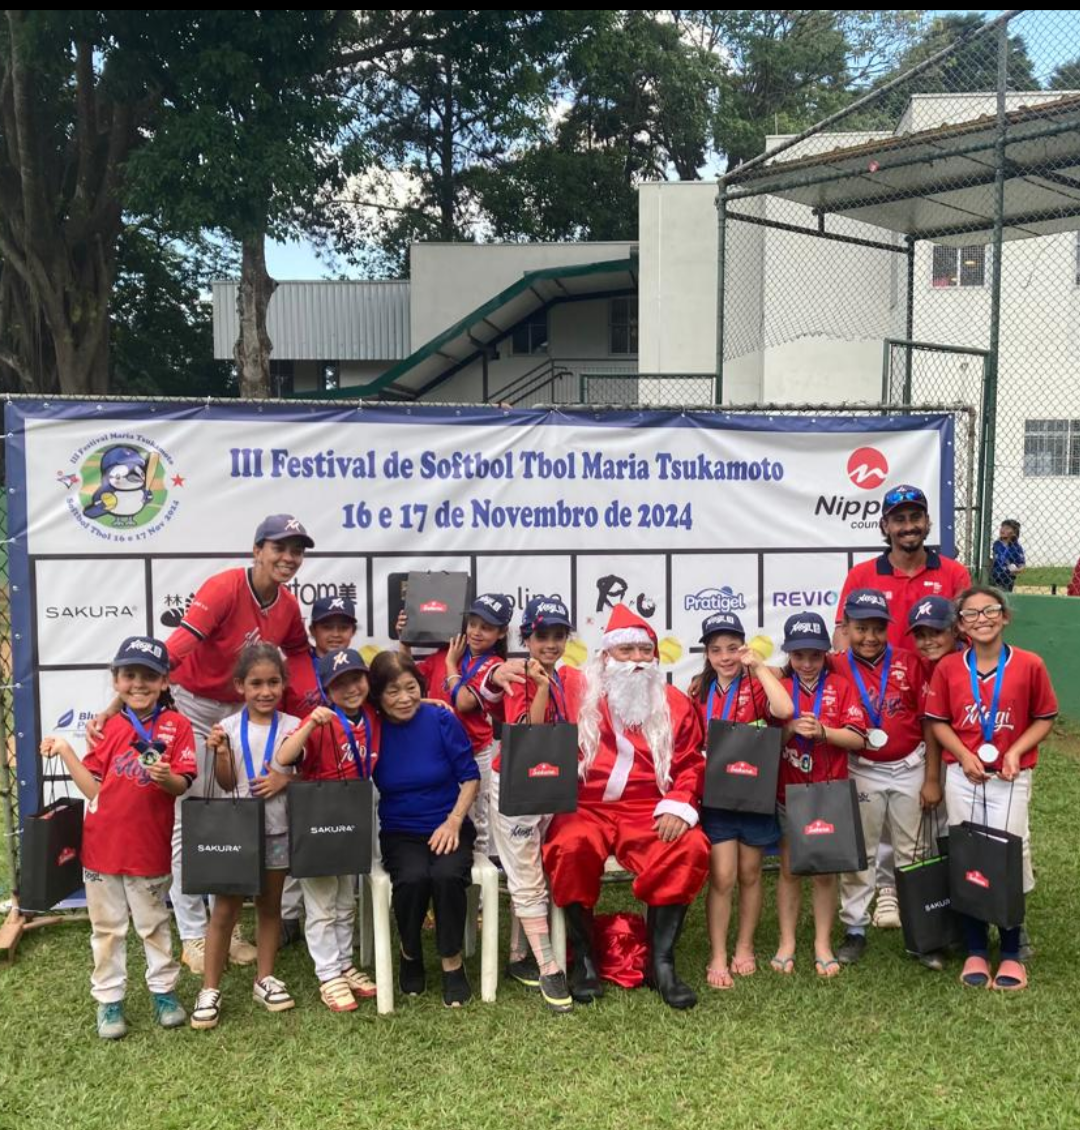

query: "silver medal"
left=868, top=728, right=888, bottom=751
left=977, top=742, right=999, bottom=764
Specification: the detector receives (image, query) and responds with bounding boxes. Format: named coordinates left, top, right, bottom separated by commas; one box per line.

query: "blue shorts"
left=701, top=806, right=781, bottom=848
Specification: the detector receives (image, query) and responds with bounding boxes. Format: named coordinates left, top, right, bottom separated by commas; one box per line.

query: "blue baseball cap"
left=843, top=588, right=893, bottom=622
left=907, top=596, right=957, bottom=632
left=100, top=446, right=147, bottom=474
left=468, top=593, right=515, bottom=628
left=254, top=514, right=314, bottom=549
left=520, top=595, right=574, bottom=636
left=782, top=612, right=830, bottom=652
left=319, top=648, right=368, bottom=687
left=112, top=635, right=170, bottom=675
left=882, top=484, right=928, bottom=517
left=699, top=612, right=746, bottom=643
left=311, top=595, right=357, bottom=625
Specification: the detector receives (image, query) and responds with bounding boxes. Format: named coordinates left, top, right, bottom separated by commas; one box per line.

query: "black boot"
left=646, top=904, right=696, bottom=1010
left=564, top=903, right=604, bottom=1003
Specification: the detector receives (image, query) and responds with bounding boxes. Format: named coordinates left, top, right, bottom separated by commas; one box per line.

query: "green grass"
left=1016, top=566, right=1073, bottom=588
left=3, top=730, right=1080, bottom=1130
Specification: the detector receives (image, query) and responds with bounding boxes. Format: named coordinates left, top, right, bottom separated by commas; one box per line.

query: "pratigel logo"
left=198, top=844, right=242, bottom=853
left=726, top=761, right=759, bottom=778
left=63, top=433, right=181, bottom=542
left=528, top=762, right=560, bottom=778
left=310, top=824, right=357, bottom=835
left=965, top=870, right=990, bottom=889
left=685, top=586, right=746, bottom=614
left=804, top=819, right=835, bottom=836
left=847, top=447, right=889, bottom=490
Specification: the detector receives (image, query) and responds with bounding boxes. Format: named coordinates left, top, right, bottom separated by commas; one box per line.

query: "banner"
left=6, top=401, right=954, bottom=824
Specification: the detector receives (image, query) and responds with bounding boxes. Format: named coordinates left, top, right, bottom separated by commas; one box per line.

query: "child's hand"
left=39, top=736, right=71, bottom=759
left=146, top=759, right=173, bottom=787
left=959, top=750, right=989, bottom=784
left=792, top=715, right=824, bottom=742
left=85, top=713, right=107, bottom=748
left=395, top=609, right=408, bottom=635
left=491, top=659, right=526, bottom=690
left=251, top=769, right=291, bottom=798
left=310, top=706, right=336, bottom=728
left=919, top=777, right=942, bottom=809
left=447, top=634, right=468, bottom=668
left=738, top=645, right=762, bottom=671
left=526, top=659, right=549, bottom=688
left=687, top=673, right=703, bottom=698
left=206, top=725, right=229, bottom=755
left=999, top=748, right=1021, bottom=782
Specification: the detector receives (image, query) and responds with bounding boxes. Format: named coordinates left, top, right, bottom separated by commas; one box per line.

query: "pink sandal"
left=731, top=954, right=757, bottom=977
left=706, top=965, right=734, bottom=990
left=960, top=955, right=991, bottom=988
left=992, top=959, right=1028, bottom=991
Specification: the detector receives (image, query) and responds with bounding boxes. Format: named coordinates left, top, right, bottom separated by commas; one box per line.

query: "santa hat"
left=601, top=604, right=658, bottom=651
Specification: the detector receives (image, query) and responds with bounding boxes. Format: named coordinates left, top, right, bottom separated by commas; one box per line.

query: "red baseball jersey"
left=296, top=703, right=381, bottom=781
left=283, top=647, right=324, bottom=718
left=416, top=647, right=503, bottom=753
left=695, top=675, right=772, bottom=732
left=81, top=709, right=197, bottom=876
left=827, top=648, right=925, bottom=761
left=837, top=551, right=972, bottom=650
left=492, top=665, right=584, bottom=774
left=778, top=673, right=867, bottom=802
left=924, top=645, right=1058, bottom=772
left=167, top=568, right=308, bottom=703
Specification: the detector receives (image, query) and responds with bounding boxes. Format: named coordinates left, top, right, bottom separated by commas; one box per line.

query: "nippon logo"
left=847, top=447, right=889, bottom=490
left=803, top=819, right=835, bottom=836
left=528, top=762, right=560, bottom=778
left=725, top=761, right=759, bottom=778
left=965, top=870, right=990, bottom=889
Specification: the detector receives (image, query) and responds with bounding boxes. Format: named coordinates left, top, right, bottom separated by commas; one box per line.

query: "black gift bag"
left=288, top=778, right=374, bottom=877
left=897, top=814, right=963, bottom=954
left=785, top=779, right=868, bottom=876
left=19, top=789, right=84, bottom=912
left=703, top=721, right=781, bottom=815
left=401, top=571, right=472, bottom=645
left=947, top=782, right=1025, bottom=928
left=498, top=722, right=579, bottom=817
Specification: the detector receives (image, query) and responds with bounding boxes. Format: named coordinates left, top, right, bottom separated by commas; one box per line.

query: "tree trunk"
left=233, top=231, right=277, bottom=399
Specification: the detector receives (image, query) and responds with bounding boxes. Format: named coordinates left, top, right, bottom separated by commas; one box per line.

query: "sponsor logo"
left=789, top=620, right=824, bottom=636
left=332, top=651, right=350, bottom=669
left=45, top=605, right=137, bottom=620
left=284, top=518, right=303, bottom=531
left=914, top=601, right=934, bottom=618
left=62, top=434, right=181, bottom=541
left=476, top=594, right=504, bottom=612
left=772, top=589, right=839, bottom=609
left=854, top=592, right=885, bottom=607
left=814, top=494, right=883, bottom=529
left=126, top=637, right=161, bottom=657
left=528, top=762, right=560, bottom=778
left=804, top=819, right=835, bottom=836
left=726, top=761, right=759, bottom=778
left=684, top=586, right=746, bottom=614
left=309, top=824, right=356, bottom=835
left=847, top=447, right=889, bottom=490
left=965, top=870, right=990, bottom=889
left=329, top=598, right=346, bottom=610
left=420, top=600, right=449, bottom=614
left=924, top=898, right=951, bottom=912
left=57, top=847, right=77, bottom=867
left=198, top=844, right=242, bottom=853
left=534, top=601, right=565, bottom=616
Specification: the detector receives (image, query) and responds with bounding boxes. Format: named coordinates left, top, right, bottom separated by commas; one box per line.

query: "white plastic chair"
left=362, top=852, right=499, bottom=1015
left=549, top=855, right=634, bottom=971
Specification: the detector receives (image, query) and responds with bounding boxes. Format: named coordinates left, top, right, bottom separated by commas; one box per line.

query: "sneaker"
left=229, top=926, right=258, bottom=966
left=190, top=988, right=222, bottom=1030
left=278, top=917, right=303, bottom=950
left=399, top=951, right=426, bottom=996
left=253, top=975, right=295, bottom=1013
left=442, top=964, right=472, bottom=1008
left=342, top=965, right=377, bottom=999
left=872, top=887, right=901, bottom=930
left=181, top=938, right=206, bottom=975
left=96, top=1001, right=127, bottom=1040
left=152, top=991, right=187, bottom=1029
left=917, top=950, right=946, bottom=972
left=538, top=970, right=574, bottom=1014
left=319, top=976, right=358, bottom=1013
left=505, top=953, right=541, bottom=989
left=837, top=932, right=868, bottom=965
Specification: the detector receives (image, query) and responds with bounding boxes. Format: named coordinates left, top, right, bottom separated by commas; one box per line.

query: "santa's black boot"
left=564, top=903, right=604, bottom=1003
left=646, top=904, right=697, bottom=1010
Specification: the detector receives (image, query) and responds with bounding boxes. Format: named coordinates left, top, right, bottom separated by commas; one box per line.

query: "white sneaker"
left=190, top=988, right=221, bottom=1030
left=872, top=887, right=901, bottom=929
left=253, top=975, right=295, bottom=1013
left=182, top=938, right=206, bottom=975
left=229, top=926, right=258, bottom=966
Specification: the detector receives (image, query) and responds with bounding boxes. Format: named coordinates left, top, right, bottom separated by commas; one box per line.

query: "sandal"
left=731, top=954, right=757, bottom=977
left=706, top=965, right=734, bottom=990
left=815, top=957, right=842, bottom=979
left=319, top=976, right=358, bottom=1013
left=960, top=955, right=991, bottom=988
left=342, top=965, right=377, bottom=999
left=992, top=959, right=1028, bottom=992
left=770, top=953, right=795, bottom=975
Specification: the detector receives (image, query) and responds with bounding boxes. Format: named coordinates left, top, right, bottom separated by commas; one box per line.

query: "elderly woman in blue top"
left=369, top=650, right=480, bottom=1008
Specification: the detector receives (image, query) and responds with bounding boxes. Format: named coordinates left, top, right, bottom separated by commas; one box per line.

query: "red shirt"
left=297, top=703, right=380, bottom=781
left=695, top=675, right=772, bottom=732
left=924, top=645, right=1058, bottom=772
left=778, top=673, right=867, bottom=802
left=81, top=709, right=197, bottom=877
left=837, top=551, right=972, bottom=650
left=284, top=648, right=324, bottom=718
left=416, top=647, right=503, bottom=753
left=828, top=648, right=925, bottom=762
left=493, top=665, right=584, bottom=774
left=167, top=568, right=308, bottom=703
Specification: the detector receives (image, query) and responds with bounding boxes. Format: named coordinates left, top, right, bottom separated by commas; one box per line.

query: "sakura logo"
left=332, top=652, right=350, bottom=669
left=846, top=447, right=889, bottom=490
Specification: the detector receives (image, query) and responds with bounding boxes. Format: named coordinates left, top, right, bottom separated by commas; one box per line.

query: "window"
left=1024, top=419, right=1080, bottom=477
left=269, top=360, right=294, bottom=398
left=931, top=245, right=985, bottom=288
left=322, top=362, right=340, bottom=391
left=610, top=296, right=638, bottom=355
left=512, top=309, right=548, bottom=355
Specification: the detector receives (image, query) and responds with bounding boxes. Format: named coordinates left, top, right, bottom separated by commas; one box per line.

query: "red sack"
left=594, top=911, right=647, bottom=989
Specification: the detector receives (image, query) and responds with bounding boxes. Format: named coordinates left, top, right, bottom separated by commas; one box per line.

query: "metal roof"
left=212, top=280, right=410, bottom=361
left=727, top=92, right=1080, bottom=247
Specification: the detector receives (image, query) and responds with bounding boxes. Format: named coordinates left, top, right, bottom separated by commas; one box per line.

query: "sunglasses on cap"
left=883, top=485, right=927, bottom=514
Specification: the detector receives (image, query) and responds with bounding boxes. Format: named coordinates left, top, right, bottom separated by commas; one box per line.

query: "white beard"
left=603, top=659, right=666, bottom=730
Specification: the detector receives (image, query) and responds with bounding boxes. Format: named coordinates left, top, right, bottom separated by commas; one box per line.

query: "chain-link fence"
left=1, top=494, right=15, bottom=906
left=720, top=9, right=1080, bottom=591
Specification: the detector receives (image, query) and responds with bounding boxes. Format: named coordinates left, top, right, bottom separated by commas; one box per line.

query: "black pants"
left=380, top=822, right=476, bottom=958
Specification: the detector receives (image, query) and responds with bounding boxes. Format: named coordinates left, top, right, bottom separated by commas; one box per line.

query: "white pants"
left=170, top=686, right=233, bottom=940
left=489, top=771, right=552, bottom=920
left=281, top=876, right=304, bottom=920
left=301, top=874, right=356, bottom=981
left=945, top=768, right=1034, bottom=894
left=469, top=741, right=496, bottom=856
left=83, top=869, right=179, bottom=1003
left=840, top=752, right=925, bottom=931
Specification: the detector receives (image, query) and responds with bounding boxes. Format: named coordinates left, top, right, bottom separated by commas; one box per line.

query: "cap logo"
left=535, top=602, right=563, bottom=615
left=127, top=639, right=162, bottom=658
left=284, top=518, right=302, bottom=531
left=329, top=598, right=345, bottom=610
left=790, top=620, right=821, bottom=634
left=915, top=601, right=933, bottom=618
left=477, top=595, right=502, bottom=611
left=856, top=593, right=882, bottom=605
left=332, top=652, right=349, bottom=669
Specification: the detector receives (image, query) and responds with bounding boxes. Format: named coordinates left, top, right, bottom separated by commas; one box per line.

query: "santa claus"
left=543, top=604, right=709, bottom=1009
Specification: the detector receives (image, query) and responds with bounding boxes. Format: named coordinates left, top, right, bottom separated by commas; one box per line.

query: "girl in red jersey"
left=39, top=636, right=196, bottom=1040
left=773, top=613, right=867, bottom=979
left=925, top=586, right=1057, bottom=991
left=692, top=612, right=792, bottom=990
